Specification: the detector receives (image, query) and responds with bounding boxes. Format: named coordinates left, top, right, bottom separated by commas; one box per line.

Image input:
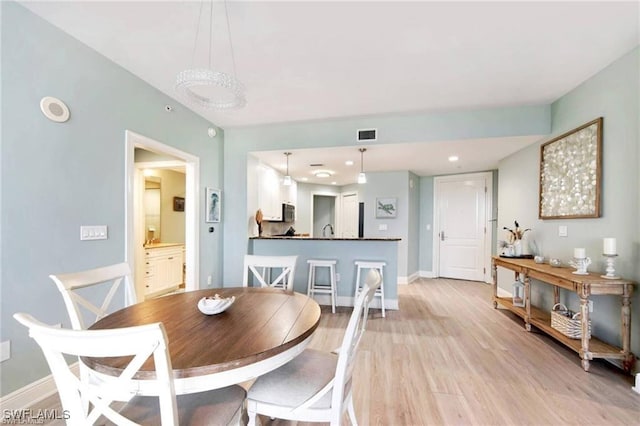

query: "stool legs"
left=307, top=262, right=336, bottom=314
left=355, top=264, right=385, bottom=318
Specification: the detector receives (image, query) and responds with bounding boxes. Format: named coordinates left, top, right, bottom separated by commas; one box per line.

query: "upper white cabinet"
left=258, top=164, right=282, bottom=220
left=257, top=163, right=297, bottom=221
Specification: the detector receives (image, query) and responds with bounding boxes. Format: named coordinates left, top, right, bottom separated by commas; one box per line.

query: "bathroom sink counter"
left=143, top=242, right=185, bottom=249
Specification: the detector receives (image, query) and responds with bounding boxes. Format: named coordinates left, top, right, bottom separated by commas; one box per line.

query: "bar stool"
left=307, top=259, right=337, bottom=313
left=354, top=261, right=386, bottom=318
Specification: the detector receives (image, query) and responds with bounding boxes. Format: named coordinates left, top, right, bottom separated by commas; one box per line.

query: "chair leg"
left=247, top=400, right=259, bottom=426
left=354, top=266, right=361, bottom=304
left=307, top=263, right=314, bottom=296
left=330, top=265, right=336, bottom=314
left=379, top=267, right=385, bottom=318
left=347, top=395, right=358, bottom=426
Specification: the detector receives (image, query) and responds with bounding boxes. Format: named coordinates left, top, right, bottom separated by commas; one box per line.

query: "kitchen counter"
left=250, top=236, right=401, bottom=241
left=248, top=237, right=399, bottom=310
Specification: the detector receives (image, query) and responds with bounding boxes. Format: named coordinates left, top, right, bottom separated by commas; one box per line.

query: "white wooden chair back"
left=331, top=268, right=380, bottom=422
left=50, top=262, right=136, bottom=330
left=285, top=268, right=381, bottom=423
left=242, top=255, right=297, bottom=291
left=13, top=313, right=177, bottom=426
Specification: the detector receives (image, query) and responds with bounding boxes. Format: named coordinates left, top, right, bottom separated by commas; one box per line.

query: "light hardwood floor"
left=29, top=278, right=639, bottom=425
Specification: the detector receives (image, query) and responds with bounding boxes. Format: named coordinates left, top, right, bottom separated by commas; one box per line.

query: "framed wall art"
left=539, top=117, right=602, bottom=219
left=173, top=196, right=185, bottom=212
left=206, top=188, right=221, bottom=223
left=376, top=197, right=397, bottom=218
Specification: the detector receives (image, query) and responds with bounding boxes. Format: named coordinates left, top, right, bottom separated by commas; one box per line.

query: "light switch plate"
left=378, top=224, right=388, bottom=231
left=558, top=226, right=568, bottom=237
left=80, top=225, right=108, bottom=241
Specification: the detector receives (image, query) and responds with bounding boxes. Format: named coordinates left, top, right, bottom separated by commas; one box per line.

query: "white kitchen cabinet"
left=143, top=244, right=184, bottom=298
left=258, top=164, right=283, bottom=220
left=257, top=163, right=298, bottom=221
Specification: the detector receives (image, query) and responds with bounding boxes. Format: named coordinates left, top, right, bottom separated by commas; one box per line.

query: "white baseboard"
left=310, top=294, right=398, bottom=310
left=497, top=287, right=511, bottom=298
left=397, top=272, right=420, bottom=285
left=633, top=373, right=640, bottom=394
left=0, top=363, right=78, bottom=411
left=419, top=270, right=435, bottom=278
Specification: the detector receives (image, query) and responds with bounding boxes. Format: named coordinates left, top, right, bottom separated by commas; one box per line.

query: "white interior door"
left=341, top=192, right=358, bottom=238
left=435, top=173, right=490, bottom=281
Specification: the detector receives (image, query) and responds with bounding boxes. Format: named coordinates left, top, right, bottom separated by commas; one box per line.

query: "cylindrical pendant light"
left=283, top=152, right=292, bottom=186
left=358, top=148, right=367, bottom=184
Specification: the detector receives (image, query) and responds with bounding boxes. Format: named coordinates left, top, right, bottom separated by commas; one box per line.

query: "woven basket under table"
left=550, top=303, right=591, bottom=339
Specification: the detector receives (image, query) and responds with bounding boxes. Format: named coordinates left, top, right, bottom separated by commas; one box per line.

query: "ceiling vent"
left=309, top=163, right=324, bottom=167
left=357, top=128, right=377, bottom=142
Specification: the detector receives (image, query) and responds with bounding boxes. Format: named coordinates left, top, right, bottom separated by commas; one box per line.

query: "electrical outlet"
left=336, top=273, right=341, bottom=282
left=558, top=225, right=568, bottom=237
left=53, top=323, right=62, bottom=328
left=1, top=340, right=10, bottom=362
left=378, top=224, right=388, bottom=231
left=207, top=275, right=212, bottom=286
left=588, top=300, right=593, bottom=313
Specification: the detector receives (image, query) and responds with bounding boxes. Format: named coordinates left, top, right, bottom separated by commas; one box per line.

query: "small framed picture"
left=376, top=197, right=397, bottom=218
left=173, top=196, right=185, bottom=212
left=206, top=188, right=221, bottom=223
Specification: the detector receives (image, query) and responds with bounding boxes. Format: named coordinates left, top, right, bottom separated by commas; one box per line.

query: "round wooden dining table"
left=86, top=287, right=321, bottom=395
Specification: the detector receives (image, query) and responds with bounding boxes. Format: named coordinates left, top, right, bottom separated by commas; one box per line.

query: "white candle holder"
left=569, top=257, right=591, bottom=275
left=601, top=254, right=620, bottom=279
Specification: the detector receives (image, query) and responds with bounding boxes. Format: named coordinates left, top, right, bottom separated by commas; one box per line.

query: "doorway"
left=125, top=131, right=200, bottom=299
left=433, top=172, right=492, bottom=282
left=312, top=195, right=336, bottom=237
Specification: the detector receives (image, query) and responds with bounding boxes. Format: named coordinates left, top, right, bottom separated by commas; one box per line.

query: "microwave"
left=282, top=203, right=295, bottom=223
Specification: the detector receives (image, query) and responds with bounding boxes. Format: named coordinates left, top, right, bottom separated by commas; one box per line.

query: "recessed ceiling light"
left=331, top=181, right=337, bottom=185
left=448, top=155, right=459, bottom=162
left=345, top=160, right=354, bottom=166
left=314, top=171, right=331, bottom=178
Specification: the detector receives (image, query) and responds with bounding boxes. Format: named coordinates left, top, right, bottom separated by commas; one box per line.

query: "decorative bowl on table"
left=198, top=295, right=235, bottom=315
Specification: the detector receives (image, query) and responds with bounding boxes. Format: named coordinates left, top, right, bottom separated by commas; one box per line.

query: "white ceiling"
left=20, top=1, right=639, bottom=183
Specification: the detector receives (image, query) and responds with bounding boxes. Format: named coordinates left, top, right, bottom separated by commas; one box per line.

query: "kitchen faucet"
left=322, top=224, right=334, bottom=238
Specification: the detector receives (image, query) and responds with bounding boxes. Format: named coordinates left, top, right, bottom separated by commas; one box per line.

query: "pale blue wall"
left=497, top=47, right=640, bottom=356
left=224, top=106, right=550, bottom=285
left=419, top=176, right=435, bottom=272
left=0, top=2, right=223, bottom=395
left=407, top=172, right=420, bottom=277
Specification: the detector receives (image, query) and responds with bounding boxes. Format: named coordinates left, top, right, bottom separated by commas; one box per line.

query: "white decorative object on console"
left=603, top=237, right=617, bottom=255
left=601, top=237, right=620, bottom=279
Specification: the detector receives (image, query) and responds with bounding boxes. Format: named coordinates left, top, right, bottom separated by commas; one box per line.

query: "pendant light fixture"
left=358, top=148, right=367, bottom=184
left=283, top=152, right=292, bottom=186
left=175, top=0, right=246, bottom=110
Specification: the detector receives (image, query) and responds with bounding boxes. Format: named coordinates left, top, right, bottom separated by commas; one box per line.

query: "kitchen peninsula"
left=249, top=236, right=400, bottom=310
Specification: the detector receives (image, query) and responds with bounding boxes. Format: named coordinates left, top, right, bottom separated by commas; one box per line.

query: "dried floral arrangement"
left=503, top=220, right=530, bottom=243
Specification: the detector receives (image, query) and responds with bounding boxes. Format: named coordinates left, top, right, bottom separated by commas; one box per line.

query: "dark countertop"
left=250, top=236, right=401, bottom=241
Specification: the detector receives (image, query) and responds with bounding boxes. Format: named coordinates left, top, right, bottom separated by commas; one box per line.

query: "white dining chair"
left=242, top=255, right=297, bottom=291
left=14, top=313, right=247, bottom=426
left=50, top=262, right=137, bottom=330
left=246, top=268, right=382, bottom=426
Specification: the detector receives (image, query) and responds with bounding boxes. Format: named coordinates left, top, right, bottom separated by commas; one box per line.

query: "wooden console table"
left=492, top=256, right=635, bottom=372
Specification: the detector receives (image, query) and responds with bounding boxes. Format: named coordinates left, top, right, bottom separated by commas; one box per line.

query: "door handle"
left=440, top=231, right=445, bottom=241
